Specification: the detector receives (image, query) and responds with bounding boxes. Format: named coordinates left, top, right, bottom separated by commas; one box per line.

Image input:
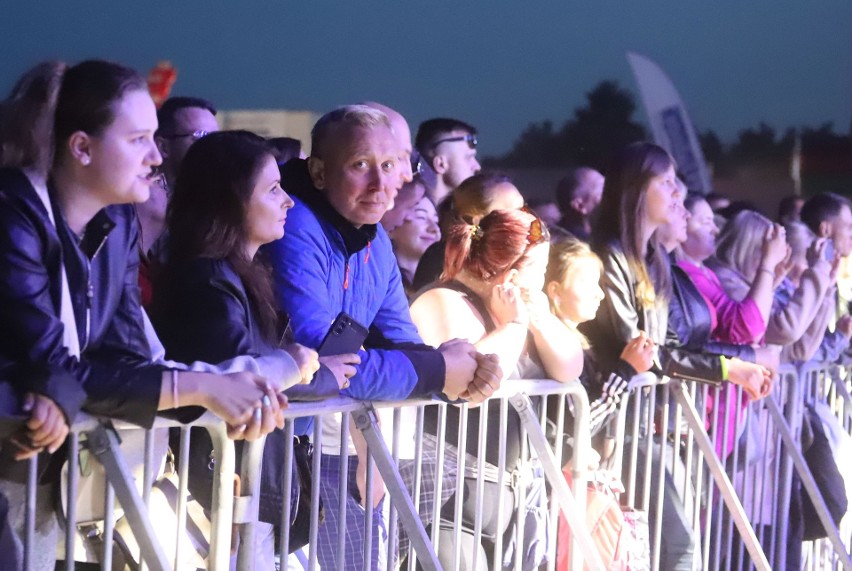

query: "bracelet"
left=171, top=369, right=179, bottom=409
left=758, top=268, right=774, bottom=280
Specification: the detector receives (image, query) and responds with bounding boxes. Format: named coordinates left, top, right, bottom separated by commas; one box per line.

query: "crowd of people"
left=0, top=58, right=850, bottom=570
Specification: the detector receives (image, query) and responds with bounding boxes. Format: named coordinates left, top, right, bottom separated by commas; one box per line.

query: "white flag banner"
left=627, top=51, right=713, bottom=193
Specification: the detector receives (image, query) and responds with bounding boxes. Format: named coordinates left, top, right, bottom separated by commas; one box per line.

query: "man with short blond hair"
left=264, top=104, right=499, bottom=570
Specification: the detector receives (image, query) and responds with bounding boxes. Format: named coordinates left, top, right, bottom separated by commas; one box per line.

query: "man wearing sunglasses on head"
left=415, top=117, right=481, bottom=205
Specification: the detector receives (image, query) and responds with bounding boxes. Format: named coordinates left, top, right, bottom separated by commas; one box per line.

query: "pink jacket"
left=677, top=259, right=766, bottom=345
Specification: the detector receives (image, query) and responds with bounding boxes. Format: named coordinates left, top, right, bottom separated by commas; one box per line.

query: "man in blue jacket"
left=265, top=104, right=500, bottom=569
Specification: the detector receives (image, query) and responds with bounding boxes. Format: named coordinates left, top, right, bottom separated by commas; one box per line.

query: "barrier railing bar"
left=509, top=392, right=605, bottom=571
left=670, top=381, right=771, bottom=571
left=764, top=393, right=852, bottom=570
left=207, top=422, right=236, bottom=570
left=352, top=405, right=441, bottom=571
left=407, top=405, right=425, bottom=571
left=429, top=403, right=446, bottom=558
left=85, top=424, right=171, bottom=571
left=308, top=417, right=322, bottom=571
left=450, top=404, right=468, bottom=571
left=716, top=384, right=733, bottom=570
left=337, top=411, right=350, bottom=571
left=471, top=400, right=488, bottom=571
left=546, top=394, right=566, bottom=571
left=652, top=385, right=669, bottom=571
left=387, top=407, right=401, bottom=571
left=101, top=479, right=114, bottom=570
left=24, top=456, right=37, bottom=571
left=139, top=428, right=155, bottom=571
left=725, top=385, right=745, bottom=571
left=278, top=420, right=295, bottom=562
left=235, top=438, right=265, bottom=570
left=363, top=434, right=374, bottom=571
left=701, top=385, right=718, bottom=571
left=174, top=426, right=190, bottom=569
left=65, top=433, right=79, bottom=571
left=493, top=398, right=508, bottom=571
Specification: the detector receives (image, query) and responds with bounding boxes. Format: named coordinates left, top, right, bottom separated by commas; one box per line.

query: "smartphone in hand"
left=318, top=312, right=368, bottom=357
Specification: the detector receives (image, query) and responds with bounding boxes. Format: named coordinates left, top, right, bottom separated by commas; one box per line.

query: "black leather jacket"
left=0, top=168, right=184, bottom=428
left=580, top=241, right=725, bottom=386
left=669, top=258, right=756, bottom=362
left=152, top=257, right=338, bottom=522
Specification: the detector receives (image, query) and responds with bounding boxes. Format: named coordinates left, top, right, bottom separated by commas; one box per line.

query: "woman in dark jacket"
left=0, top=60, right=283, bottom=567
left=152, top=130, right=356, bottom=565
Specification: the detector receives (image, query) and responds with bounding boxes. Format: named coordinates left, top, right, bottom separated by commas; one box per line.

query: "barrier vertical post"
left=670, top=381, right=771, bottom=571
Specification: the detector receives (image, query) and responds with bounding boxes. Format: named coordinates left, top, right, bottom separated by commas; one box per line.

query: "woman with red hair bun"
left=410, top=207, right=583, bottom=568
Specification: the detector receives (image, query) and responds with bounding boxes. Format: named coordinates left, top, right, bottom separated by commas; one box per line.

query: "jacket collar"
left=0, top=168, right=116, bottom=260
left=281, top=159, right=376, bottom=256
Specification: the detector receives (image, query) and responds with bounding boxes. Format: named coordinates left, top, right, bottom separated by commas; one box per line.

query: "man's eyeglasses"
left=430, top=134, right=477, bottom=150
left=161, top=129, right=209, bottom=141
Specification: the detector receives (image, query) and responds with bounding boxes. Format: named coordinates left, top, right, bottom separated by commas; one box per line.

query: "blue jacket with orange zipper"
left=263, top=159, right=446, bottom=401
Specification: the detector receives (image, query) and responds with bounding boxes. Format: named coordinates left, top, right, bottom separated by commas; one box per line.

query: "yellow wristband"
left=719, top=356, right=729, bottom=381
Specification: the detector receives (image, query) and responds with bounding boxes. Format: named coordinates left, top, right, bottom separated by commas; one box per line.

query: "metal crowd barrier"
left=20, top=379, right=602, bottom=571
left=795, top=362, right=852, bottom=571
left=605, top=373, right=770, bottom=571
left=606, top=362, right=852, bottom=571
left=25, top=364, right=852, bottom=571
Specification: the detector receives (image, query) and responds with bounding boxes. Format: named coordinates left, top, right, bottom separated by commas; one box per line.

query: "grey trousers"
left=0, top=479, right=58, bottom=571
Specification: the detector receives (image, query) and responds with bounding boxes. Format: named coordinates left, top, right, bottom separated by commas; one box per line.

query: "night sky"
left=2, top=1, right=850, bottom=156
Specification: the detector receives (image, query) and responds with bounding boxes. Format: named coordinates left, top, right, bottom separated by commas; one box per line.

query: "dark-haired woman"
left=0, top=60, right=283, bottom=567
left=411, top=208, right=582, bottom=568
left=152, top=130, right=355, bottom=565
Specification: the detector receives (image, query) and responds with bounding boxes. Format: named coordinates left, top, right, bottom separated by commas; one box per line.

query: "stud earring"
left=81, top=157, right=90, bottom=166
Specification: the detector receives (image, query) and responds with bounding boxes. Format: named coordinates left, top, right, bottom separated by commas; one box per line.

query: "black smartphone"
left=318, top=312, right=369, bottom=357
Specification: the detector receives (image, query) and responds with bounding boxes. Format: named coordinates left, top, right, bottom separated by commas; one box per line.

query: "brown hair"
left=53, top=60, right=147, bottom=164
left=0, top=61, right=66, bottom=173
left=592, top=142, right=675, bottom=307
left=442, top=208, right=549, bottom=282
left=450, top=171, right=515, bottom=224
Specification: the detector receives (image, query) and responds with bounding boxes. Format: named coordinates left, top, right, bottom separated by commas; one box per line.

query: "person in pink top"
left=676, top=193, right=787, bottom=345
left=676, top=193, right=786, bottom=459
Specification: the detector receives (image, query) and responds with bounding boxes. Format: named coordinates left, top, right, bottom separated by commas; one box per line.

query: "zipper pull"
left=364, top=241, right=371, bottom=264
left=343, top=261, right=350, bottom=290
left=87, top=282, right=94, bottom=307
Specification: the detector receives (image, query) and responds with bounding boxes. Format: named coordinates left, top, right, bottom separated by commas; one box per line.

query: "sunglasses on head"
left=411, top=154, right=423, bottom=177
left=520, top=205, right=549, bottom=246
left=431, top=133, right=477, bottom=150
left=161, top=129, right=209, bottom=142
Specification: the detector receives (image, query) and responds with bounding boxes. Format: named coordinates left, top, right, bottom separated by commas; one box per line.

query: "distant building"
left=219, top=109, right=319, bottom=153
